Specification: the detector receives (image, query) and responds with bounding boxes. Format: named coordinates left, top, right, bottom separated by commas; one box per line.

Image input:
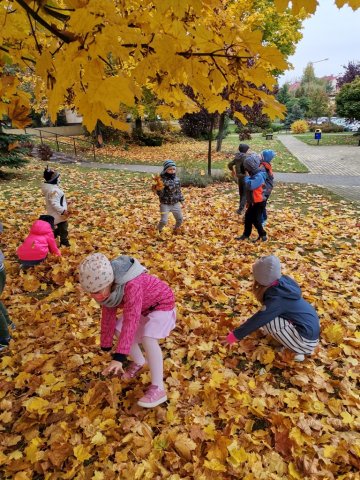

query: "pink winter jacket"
left=101, top=273, right=175, bottom=358
left=17, top=220, right=61, bottom=261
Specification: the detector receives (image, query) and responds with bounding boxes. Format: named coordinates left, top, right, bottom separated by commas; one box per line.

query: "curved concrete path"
left=276, top=135, right=360, bottom=203
left=53, top=134, right=360, bottom=203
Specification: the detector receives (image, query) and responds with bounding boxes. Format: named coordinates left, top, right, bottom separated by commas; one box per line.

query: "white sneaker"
left=294, top=353, right=305, bottom=362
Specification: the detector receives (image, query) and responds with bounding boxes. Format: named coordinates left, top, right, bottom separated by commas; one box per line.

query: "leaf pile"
left=0, top=161, right=359, bottom=479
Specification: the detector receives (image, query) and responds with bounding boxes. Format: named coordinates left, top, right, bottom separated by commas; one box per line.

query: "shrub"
left=291, top=120, right=309, bottom=134
left=179, top=169, right=231, bottom=187
left=37, top=143, right=53, bottom=161
left=308, top=122, right=345, bottom=133
left=137, top=135, right=163, bottom=146
left=238, top=129, right=252, bottom=140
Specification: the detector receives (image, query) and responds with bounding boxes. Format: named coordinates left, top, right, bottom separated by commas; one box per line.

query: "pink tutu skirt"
left=115, top=308, right=176, bottom=343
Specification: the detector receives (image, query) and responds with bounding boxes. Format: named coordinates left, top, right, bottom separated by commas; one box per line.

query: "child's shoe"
left=0, top=337, right=10, bottom=352
left=235, top=234, right=249, bottom=241
left=8, top=322, right=16, bottom=331
left=137, top=385, right=167, bottom=408
left=236, top=208, right=244, bottom=215
left=121, top=362, right=145, bottom=381
left=294, top=353, right=305, bottom=362
left=255, top=235, right=267, bottom=242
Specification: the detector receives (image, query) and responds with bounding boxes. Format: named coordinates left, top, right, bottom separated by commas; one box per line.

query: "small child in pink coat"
left=17, top=215, right=61, bottom=268
left=79, top=253, right=176, bottom=408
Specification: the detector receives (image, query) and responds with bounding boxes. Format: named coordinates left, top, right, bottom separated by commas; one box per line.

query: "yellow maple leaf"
left=23, top=397, right=49, bottom=415
left=91, top=431, right=107, bottom=446
left=323, top=324, right=344, bottom=344
left=73, top=444, right=92, bottom=462
left=204, top=458, right=227, bottom=472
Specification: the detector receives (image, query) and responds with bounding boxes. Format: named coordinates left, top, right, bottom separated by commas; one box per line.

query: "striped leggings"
left=263, top=317, right=319, bottom=354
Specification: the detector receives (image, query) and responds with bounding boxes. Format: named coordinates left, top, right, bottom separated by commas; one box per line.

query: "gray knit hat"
left=79, top=253, right=114, bottom=293
left=243, top=153, right=260, bottom=174
left=162, top=159, right=176, bottom=172
left=252, top=255, right=281, bottom=286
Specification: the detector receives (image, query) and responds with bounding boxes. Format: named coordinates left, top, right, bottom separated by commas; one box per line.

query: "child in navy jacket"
left=260, top=149, right=275, bottom=225
left=222, top=255, right=320, bottom=362
left=236, top=154, right=267, bottom=242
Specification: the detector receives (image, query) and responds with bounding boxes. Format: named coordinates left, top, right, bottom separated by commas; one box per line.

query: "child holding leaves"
left=79, top=253, right=176, bottom=408
left=153, top=159, right=184, bottom=232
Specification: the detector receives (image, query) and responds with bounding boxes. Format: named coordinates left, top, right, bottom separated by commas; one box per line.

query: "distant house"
left=288, top=76, right=339, bottom=96
left=288, top=81, right=301, bottom=93
left=322, top=75, right=339, bottom=96
left=65, top=109, right=83, bottom=125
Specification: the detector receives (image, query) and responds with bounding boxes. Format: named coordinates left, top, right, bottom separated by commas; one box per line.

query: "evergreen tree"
left=0, top=126, right=31, bottom=172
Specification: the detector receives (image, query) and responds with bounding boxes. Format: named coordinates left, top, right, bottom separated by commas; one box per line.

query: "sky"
left=279, top=1, right=360, bottom=85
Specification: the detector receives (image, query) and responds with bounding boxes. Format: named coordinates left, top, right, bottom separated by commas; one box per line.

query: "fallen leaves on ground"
left=0, top=160, right=359, bottom=479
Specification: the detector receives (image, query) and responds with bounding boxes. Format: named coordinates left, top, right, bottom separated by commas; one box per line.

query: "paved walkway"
left=277, top=135, right=360, bottom=203
left=45, top=134, right=360, bottom=203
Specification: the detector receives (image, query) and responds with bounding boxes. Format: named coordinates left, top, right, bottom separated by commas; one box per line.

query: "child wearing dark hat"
left=221, top=255, right=320, bottom=362
left=0, top=222, right=16, bottom=352
left=17, top=215, right=61, bottom=268
left=41, top=166, right=70, bottom=247
left=156, top=160, right=184, bottom=232
left=79, top=253, right=176, bottom=408
left=236, top=153, right=268, bottom=242
left=227, top=143, right=250, bottom=214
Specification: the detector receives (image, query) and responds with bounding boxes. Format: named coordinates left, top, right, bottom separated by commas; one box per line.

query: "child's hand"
left=102, top=360, right=124, bottom=376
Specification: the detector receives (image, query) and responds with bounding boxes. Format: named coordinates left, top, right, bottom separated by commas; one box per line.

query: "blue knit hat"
left=162, top=159, right=176, bottom=172
left=261, top=150, right=276, bottom=164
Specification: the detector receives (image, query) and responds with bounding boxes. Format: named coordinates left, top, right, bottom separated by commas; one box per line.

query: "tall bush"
left=291, top=120, right=308, bottom=134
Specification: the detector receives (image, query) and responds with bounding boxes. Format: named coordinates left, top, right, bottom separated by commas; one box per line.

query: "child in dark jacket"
left=222, top=255, right=320, bottom=362
left=260, top=150, right=275, bottom=225
left=156, top=160, right=184, bottom=232
left=227, top=143, right=249, bottom=214
left=236, top=154, right=268, bottom=242
left=0, top=222, right=16, bottom=352
left=17, top=215, right=61, bottom=268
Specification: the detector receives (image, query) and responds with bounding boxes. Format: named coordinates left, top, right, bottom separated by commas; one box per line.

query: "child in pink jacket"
left=17, top=215, right=61, bottom=268
left=79, top=253, right=176, bottom=408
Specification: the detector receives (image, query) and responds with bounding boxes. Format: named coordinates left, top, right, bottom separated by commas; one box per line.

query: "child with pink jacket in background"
left=17, top=215, right=61, bottom=268
left=79, top=253, right=176, bottom=408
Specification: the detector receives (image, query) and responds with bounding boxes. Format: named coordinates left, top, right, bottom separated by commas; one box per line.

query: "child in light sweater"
left=79, top=253, right=176, bottom=408
left=41, top=167, right=70, bottom=247
left=222, top=255, right=320, bottom=362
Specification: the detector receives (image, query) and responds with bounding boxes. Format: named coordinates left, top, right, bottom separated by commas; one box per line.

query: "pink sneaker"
left=121, top=362, right=145, bottom=381
left=137, top=385, right=167, bottom=408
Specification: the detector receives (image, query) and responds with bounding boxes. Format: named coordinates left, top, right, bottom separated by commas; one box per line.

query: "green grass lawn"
left=294, top=132, right=359, bottom=146
left=221, top=133, right=309, bottom=173
left=32, top=131, right=308, bottom=173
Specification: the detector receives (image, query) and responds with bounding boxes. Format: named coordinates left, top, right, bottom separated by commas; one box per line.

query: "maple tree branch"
left=14, top=0, right=73, bottom=44
left=177, top=52, right=251, bottom=59
left=0, top=45, right=36, bottom=64
left=27, top=12, right=42, bottom=54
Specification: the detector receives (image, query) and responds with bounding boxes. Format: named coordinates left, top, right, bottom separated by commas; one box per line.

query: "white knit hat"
left=252, top=255, right=281, bottom=286
left=79, top=253, right=114, bottom=293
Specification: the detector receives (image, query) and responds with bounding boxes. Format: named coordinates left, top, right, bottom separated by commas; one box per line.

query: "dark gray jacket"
left=157, top=173, right=184, bottom=205
left=227, top=152, right=248, bottom=179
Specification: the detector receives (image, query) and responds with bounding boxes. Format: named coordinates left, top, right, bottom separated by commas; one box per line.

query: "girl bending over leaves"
left=221, top=255, right=320, bottom=362
left=79, top=253, right=176, bottom=408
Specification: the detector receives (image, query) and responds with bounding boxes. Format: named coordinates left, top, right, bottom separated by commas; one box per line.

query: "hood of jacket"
left=262, top=150, right=275, bottom=164
left=41, top=183, right=58, bottom=195
left=244, top=153, right=261, bottom=175
left=265, top=275, right=302, bottom=301
left=30, top=220, right=53, bottom=235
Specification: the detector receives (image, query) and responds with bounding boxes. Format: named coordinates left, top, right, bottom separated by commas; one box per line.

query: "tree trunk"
left=216, top=112, right=226, bottom=152
left=134, top=117, right=143, bottom=136
left=208, top=117, right=214, bottom=176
